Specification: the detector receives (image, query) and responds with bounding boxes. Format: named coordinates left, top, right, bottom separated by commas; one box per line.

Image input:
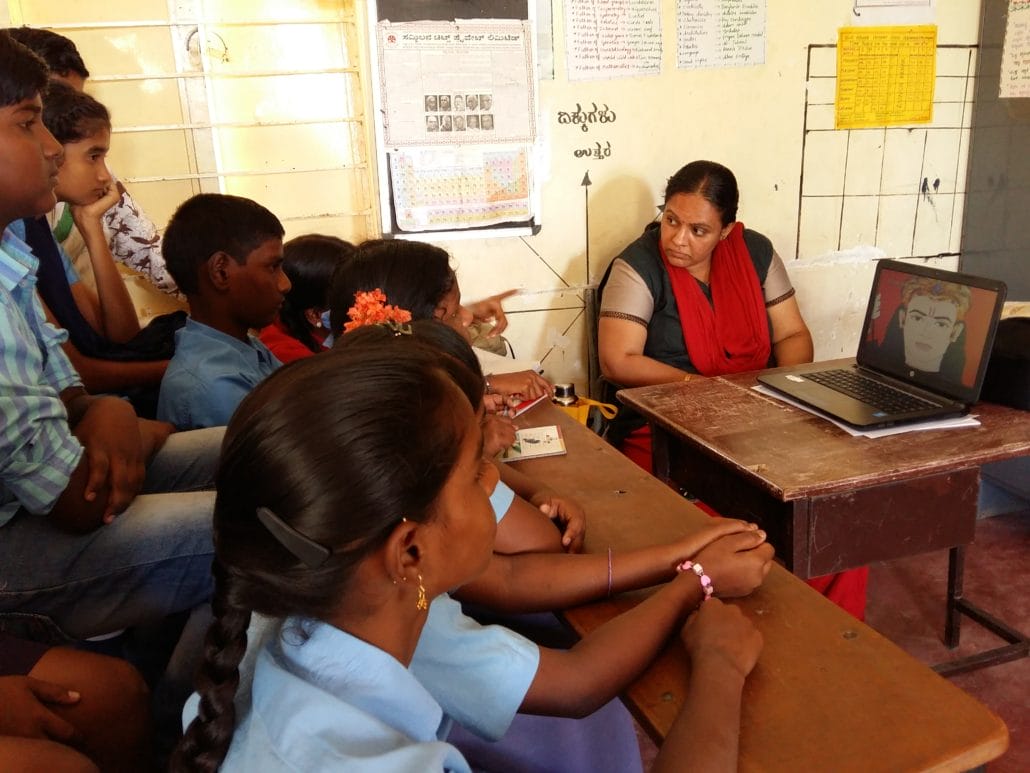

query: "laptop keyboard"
left=804, top=369, right=942, bottom=413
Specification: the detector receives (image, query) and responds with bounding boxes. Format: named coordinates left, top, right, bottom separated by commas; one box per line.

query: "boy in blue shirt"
left=157, top=193, right=289, bottom=429
left=0, top=29, right=222, bottom=759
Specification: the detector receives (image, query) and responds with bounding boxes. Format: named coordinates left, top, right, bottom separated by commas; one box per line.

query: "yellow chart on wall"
left=835, top=25, right=937, bottom=129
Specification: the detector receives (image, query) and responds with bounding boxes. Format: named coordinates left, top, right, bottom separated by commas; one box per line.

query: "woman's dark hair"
left=664, top=160, right=739, bottom=225
left=162, top=193, right=284, bottom=295
left=279, top=234, right=354, bottom=353
left=172, top=343, right=482, bottom=771
left=41, top=80, right=110, bottom=144
left=328, top=239, right=455, bottom=335
left=6, top=26, right=89, bottom=80
left=0, top=30, right=49, bottom=108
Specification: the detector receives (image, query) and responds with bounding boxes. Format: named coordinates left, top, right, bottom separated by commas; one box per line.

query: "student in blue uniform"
left=173, top=334, right=769, bottom=771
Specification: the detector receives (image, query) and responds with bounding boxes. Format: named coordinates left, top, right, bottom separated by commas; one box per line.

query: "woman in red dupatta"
left=598, top=160, right=868, bottom=620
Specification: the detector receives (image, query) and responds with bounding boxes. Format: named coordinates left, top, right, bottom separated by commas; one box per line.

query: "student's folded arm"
left=598, top=316, right=689, bottom=387
left=768, top=295, right=813, bottom=367
left=71, top=190, right=142, bottom=343
left=520, top=573, right=704, bottom=717
left=492, top=492, right=563, bottom=555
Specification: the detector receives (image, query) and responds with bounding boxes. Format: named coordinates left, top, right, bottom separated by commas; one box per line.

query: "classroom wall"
left=3, top=0, right=985, bottom=392
left=438, top=0, right=983, bottom=392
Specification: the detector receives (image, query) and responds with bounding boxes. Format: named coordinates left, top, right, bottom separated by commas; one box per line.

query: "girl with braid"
left=172, top=336, right=767, bottom=772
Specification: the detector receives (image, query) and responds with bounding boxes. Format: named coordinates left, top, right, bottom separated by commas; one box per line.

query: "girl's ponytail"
left=171, top=560, right=251, bottom=773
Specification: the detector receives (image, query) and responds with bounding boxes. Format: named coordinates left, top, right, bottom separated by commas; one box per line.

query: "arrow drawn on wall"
left=582, top=171, right=592, bottom=281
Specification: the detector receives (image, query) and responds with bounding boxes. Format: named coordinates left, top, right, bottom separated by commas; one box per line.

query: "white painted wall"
left=435, top=1, right=983, bottom=392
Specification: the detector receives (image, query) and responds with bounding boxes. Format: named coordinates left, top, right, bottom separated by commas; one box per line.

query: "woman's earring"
left=416, top=574, right=428, bottom=611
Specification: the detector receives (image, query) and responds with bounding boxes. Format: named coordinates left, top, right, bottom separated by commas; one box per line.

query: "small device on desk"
left=759, top=259, right=1006, bottom=427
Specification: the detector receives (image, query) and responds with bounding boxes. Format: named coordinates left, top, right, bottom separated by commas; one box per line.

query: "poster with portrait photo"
left=376, top=20, right=535, bottom=145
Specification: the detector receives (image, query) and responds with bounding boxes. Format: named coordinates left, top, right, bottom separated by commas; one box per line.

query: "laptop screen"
left=856, top=259, right=1007, bottom=404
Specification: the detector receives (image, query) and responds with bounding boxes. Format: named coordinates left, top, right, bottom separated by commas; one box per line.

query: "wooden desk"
left=617, top=366, right=1030, bottom=675
left=511, top=402, right=1008, bottom=770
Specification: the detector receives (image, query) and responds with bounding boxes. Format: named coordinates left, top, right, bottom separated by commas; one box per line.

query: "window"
left=8, top=0, right=378, bottom=241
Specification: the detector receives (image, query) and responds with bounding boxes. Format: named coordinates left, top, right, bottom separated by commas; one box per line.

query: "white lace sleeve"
left=102, top=188, right=179, bottom=294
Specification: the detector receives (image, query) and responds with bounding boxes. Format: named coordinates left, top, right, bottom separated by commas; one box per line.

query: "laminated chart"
left=836, top=25, right=937, bottom=129
left=389, top=147, right=531, bottom=231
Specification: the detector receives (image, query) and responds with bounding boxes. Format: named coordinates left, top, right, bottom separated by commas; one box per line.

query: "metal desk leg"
left=933, top=544, right=1029, bottom=677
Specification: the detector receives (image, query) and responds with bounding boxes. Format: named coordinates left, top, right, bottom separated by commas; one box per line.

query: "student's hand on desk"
left=681, top=599, right=763, bottom=681
left=488, top=370, right=552, bottom=400
left=482, top=414, right=517, bottom=458
left=672, top=518, right=759, bottom=561
left=0, top=675, right=81, bottom=742
left=534, top=495, right=586, bottom=552
left=74, top=396, right=146, bottom=523
left=693, top=529, right=774, bottom=598
left=468, top=288, right=518, bottom=337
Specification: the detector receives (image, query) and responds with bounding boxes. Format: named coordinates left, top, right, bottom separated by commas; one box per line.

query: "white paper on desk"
left=751, top=385, right=981, bottom=438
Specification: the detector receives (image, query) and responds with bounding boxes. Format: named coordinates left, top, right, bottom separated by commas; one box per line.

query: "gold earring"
left=416, top=574, right=428, bottom=611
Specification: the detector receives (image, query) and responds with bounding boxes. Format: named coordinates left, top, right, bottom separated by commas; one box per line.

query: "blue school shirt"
left=219, top=597, right=540, bottom=771
left=156, top=318, right=281, bottom=429
left=0, top=227, right=83, bottom=527
left=222, top=615, right=472, bottom=772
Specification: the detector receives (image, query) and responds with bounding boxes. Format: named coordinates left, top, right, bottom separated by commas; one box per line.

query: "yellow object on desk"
left=555, top=397, right=618, bottom=426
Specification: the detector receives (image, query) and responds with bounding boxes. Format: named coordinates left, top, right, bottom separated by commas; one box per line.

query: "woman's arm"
left=496, top=463, right=585, bottom=552
left=598, top=316, right=692, bottom=387
left=518, top=530, right=771, bottom=717
left=768, top=296, right=813, bottom=366
left=653, top=600, right=763, bottom=773
left=70, top=187, right=141, bottom=343
left=456, top=523, right=767, bottom=613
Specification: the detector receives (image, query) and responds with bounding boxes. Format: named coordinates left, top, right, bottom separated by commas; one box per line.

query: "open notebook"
left=758, top=259, right=1006, bottom=428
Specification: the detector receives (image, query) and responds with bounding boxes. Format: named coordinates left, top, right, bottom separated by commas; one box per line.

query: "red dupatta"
left=658, top=222, right=770, bottom=376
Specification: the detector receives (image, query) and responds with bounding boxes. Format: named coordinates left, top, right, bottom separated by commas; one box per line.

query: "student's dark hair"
left=328, top=239, right=455, bottom=335
left=280, top=234, right=354, bottom=353
left=6, top=26, right=88, bottom=80
left=172, top=343, right=482, bottom=772
left=40, top=80, right=109, bottom=144
left=336, top=319, right=486, bottom=403
left=664, top=160, right=739, bottom=225
left=162, top=193, right=284, bottom=295
left=0, top=30, right=49, bottom=108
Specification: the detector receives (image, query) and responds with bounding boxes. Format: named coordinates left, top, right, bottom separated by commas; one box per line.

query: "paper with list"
left=835, top=25, right=937, bottom=129
left=677, top=0, right=766, bottom=70
left=1001, top=0, right=1030, bottom=98
left=563, top=0, right=662, bottom=81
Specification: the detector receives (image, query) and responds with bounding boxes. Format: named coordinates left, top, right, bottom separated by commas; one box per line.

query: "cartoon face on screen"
left=898, top=277, right=971, bottom=374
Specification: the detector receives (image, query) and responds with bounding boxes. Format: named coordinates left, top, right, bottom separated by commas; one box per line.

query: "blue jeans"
left=0, top=426, right=221, bottom=643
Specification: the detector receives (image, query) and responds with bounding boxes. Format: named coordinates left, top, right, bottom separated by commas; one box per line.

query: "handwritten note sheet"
left=564, top=0, right=662, bottom=81
left=677, top=0, right=766, bottom=70
left=835, top=25, right=937, bottom=129
left=1001, top=0, right=1030, bottom=98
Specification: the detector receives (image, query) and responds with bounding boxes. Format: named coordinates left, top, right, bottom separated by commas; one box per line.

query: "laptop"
left=757, top=259, right=1007, bottom=428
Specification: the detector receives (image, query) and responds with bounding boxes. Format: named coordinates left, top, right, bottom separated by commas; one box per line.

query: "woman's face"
left=433, top=282, right=474, bottom=340
left=659, top=192, right=734, bottom=279
left=423, top=405, right=499, bottom=593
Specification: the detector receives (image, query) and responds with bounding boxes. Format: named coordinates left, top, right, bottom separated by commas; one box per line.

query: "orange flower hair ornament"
left=343, top=288, right=413, bottom=334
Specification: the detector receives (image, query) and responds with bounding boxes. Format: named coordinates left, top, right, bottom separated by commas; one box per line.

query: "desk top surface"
left=617, top=363, right=1030, bottom=500
left=512, top=401, right=1009, bottom=772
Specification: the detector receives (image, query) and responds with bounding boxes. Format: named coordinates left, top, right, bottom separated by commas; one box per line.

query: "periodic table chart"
left=389, top=146, right=532, bottom=231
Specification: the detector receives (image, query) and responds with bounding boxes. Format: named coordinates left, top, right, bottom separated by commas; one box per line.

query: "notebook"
left=757, top=259, right=1007, bottom=428
left=500, top=425, right=567, bottom=462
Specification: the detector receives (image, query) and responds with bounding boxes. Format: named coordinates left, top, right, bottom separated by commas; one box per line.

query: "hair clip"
left=343, top=288, right=413, bottom=333
left=256, top=506, right=332, bottom=568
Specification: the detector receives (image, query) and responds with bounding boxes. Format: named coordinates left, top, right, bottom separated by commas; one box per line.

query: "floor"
left=634, top=509, right=1029, bottom=771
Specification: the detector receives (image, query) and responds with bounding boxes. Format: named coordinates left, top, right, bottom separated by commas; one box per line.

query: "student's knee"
left=0, top=736, right=100, bottom=773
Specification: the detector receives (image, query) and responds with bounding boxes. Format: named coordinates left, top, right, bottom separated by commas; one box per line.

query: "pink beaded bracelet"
left=676, top=559, right=714, bottom=601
